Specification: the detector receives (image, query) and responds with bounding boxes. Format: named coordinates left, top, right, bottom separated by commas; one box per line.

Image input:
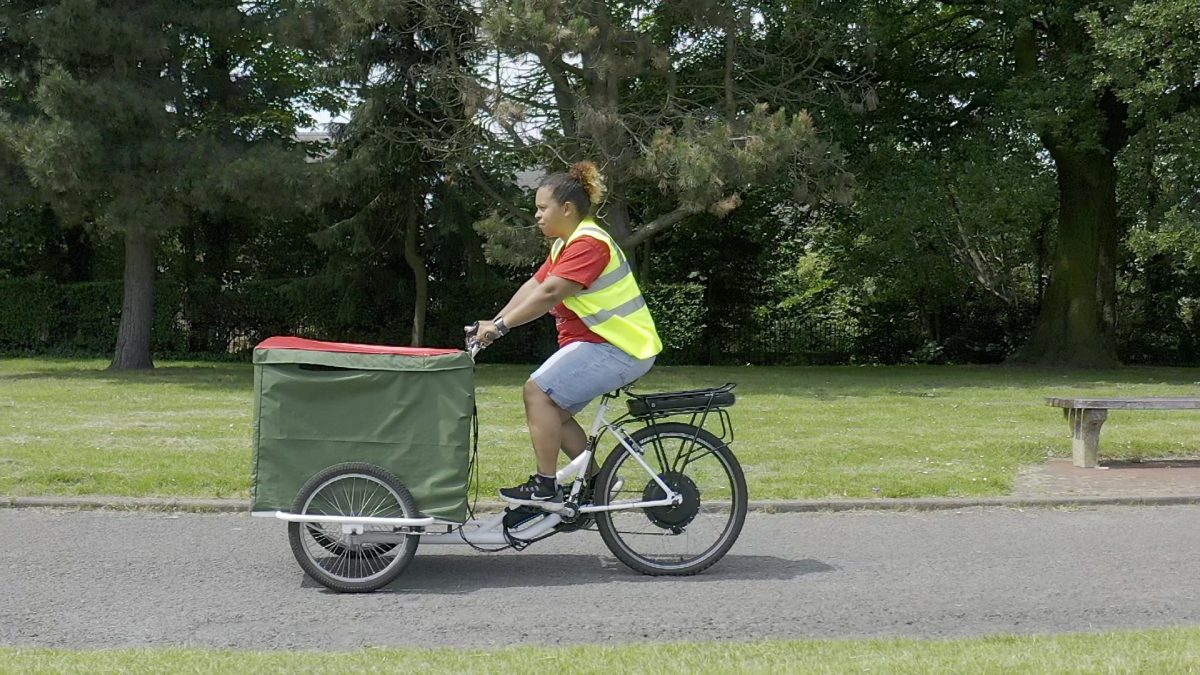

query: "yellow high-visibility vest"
left=550, top=218, right=663, bottom=359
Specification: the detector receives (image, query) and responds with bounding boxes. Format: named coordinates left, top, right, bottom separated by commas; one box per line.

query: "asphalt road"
left=3, top=505, right=1198, bottom=650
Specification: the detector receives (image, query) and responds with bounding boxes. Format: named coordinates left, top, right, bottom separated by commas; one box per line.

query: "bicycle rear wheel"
left=287, top=462, right=419, bottom=593
left=594, top=422, right=747, bottom=575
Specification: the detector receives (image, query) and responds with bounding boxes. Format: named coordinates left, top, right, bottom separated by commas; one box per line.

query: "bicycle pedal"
left=503, top=505, right=546, bottom=530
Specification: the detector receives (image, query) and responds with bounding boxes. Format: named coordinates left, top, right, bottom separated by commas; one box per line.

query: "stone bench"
left=1045, top=397, right=1200, bottom=468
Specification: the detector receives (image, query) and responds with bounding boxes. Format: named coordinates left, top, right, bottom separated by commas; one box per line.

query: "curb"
left=5, top=494, right=1200, bottom=514
left=749, top=495, right=1200, bottom=511
left=2, top=496, right=250, bottom=513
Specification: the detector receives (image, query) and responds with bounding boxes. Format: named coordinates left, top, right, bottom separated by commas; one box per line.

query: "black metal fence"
left=703, top=315, right=856, bottom=365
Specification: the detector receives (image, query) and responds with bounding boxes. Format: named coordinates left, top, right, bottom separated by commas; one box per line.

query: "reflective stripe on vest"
left=578, top=259, right=632, bottom=296
left=550, top=219, right=662, bottom=359
left=578, top=295, right=647, bottom=328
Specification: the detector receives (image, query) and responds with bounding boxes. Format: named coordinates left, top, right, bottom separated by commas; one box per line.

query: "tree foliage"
left=0, top=0, right=330, bottom=368
left=3, top=1, right=1200, bottom=366
left=314, top=0, right=480, bottom=346
left=460, top=0, right=857, bottom=265
left=813, top=0, right=1200, bottom=366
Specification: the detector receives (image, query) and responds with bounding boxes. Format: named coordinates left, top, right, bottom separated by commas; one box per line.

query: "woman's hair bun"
left=568, top=160, right=606, bottom=205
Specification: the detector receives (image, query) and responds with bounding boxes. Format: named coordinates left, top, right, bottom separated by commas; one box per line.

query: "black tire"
left=594, top=422, right=747, bottom=576
left=286, top=462, right=420, bottom=593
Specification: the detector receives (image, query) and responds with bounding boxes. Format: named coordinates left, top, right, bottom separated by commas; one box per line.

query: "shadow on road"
left=299, top=553, right=835, bottom=594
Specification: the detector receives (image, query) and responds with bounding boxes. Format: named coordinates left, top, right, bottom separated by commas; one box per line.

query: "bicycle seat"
left=625, top=383, right=736, bottom=417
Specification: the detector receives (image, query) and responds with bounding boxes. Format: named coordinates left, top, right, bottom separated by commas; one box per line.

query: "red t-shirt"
left=534, top=237, right=612, bottom=347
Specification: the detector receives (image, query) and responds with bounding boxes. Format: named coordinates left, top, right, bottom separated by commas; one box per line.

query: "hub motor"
left=641, top=472, right=701, bottom=531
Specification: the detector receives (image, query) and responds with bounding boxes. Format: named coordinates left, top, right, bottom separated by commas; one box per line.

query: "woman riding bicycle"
left=471, top=161, right=662, bottom=505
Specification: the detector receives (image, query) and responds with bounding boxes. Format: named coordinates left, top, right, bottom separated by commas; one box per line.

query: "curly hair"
left=538, top=160, right=606, bottom=218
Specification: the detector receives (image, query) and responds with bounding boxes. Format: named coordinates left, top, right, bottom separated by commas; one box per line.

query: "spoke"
left=601, top=430, right=739, bottom=569
left=651, top=432, right=669, bottom=473
left=680, top=445, right=717, bottom=469
left=299, top=472, right=414, bottom=582
left=314, top=492, right=335, bottom=516
left=365, top=484, right=393, bottom=517
left=348, top=478, right=361, bottom=516
left=328, top=482, right=347, bottom=517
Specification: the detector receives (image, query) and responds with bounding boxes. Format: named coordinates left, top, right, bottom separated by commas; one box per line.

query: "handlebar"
left=465, top=322, right=483, bottom=359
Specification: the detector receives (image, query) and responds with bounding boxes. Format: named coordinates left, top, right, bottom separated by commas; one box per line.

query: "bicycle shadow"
left=301, top=553, right=834, bottom=594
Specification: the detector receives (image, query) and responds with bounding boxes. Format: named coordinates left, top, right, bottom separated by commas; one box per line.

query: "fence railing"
left=708, top=315, right=855, bottom=365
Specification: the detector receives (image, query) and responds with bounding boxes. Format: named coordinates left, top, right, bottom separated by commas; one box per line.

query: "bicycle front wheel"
left=594, top=422, right=747, bottom=575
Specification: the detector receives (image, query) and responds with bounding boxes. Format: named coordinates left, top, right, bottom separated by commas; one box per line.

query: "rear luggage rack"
left=624, top=383, right=737, bottom=443
left=625, top=383, right=736, bottom=417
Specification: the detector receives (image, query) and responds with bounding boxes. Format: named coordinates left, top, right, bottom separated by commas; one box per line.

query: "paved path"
left=3, top=506, right=1199, bottom=650
left=1012, top=458, right=1200, bottom=498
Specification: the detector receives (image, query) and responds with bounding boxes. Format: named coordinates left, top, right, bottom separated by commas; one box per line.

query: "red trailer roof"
left=255, top=336, right=462, bottom=357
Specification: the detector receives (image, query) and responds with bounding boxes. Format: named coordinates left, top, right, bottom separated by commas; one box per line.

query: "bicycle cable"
left=453, top=402, right=517, bottom=552
left=453, top=357, right=575, bottom=552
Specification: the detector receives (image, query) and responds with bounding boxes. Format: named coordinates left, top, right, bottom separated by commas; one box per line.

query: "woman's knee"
left=525, top=379, right=572, bottom=419
left=523, top=378, right=549, bottom=406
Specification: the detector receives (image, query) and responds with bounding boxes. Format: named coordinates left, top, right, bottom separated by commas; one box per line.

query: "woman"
left=472, top=161, right=662, bottom=504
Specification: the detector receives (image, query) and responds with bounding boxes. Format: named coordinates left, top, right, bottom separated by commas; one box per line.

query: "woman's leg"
left=523, top=379, right=565, bottom=476
left=503, top=342, right=652, bottom=503
left=558, top=410, right=600, bottom=478
left=559, top=412, right=587, bottom=457
left=522, top=387, right=596, bottom=479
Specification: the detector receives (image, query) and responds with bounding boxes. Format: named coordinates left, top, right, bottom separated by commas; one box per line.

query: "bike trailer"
left=251, top=336, right=475, bottom=522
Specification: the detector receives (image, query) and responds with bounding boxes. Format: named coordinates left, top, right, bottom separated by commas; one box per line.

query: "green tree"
left=316, top=1, right=478, bottom=346
left=864, top=0, right=1200, bottom=367
left=812, top=126, right=1055, bottom=362
left=1089, top=0, right=1200, bottom=364
left=0, top=1, right=327, bottom=368
left=465, top=0, right=854, bottom=264
left=0, top=1, right=48, bottom=272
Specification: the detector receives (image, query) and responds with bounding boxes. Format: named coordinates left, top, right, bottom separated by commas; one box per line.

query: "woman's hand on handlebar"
left=476, top=320, right=502, bottom=346
left=466, top=320, right=502, bottom=349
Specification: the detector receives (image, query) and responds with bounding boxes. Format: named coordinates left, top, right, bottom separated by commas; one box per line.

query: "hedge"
left=0, top=277, right=708, bottom=364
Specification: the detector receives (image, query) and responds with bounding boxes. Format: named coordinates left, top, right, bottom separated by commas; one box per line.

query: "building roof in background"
left=516, top=169, right=543, bottom=189
left=294, top=129, right=333, bottom=162
left=294, top=130, right=332, bottom=143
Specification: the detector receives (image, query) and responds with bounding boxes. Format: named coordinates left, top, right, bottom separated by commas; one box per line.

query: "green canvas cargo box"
left=251, top=336, right=475, bottom=522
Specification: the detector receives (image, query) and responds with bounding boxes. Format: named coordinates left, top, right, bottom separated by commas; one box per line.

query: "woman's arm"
left=499, top=276, right=582, bottom=328
left=475, top=276, right=582, bottom=345
left=493, top=276, right=540, bottom=320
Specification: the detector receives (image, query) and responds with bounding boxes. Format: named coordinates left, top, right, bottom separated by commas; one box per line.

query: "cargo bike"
left=251, top=336, right=747, bottom=593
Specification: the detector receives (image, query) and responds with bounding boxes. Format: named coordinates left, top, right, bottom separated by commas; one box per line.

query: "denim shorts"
left=531, top=341, right=656, bottom=414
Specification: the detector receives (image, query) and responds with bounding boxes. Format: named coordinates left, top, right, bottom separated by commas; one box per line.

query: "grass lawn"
left=4, top=628, right=1200, bottom=673
left=2, top=357, right=1199, bottom=500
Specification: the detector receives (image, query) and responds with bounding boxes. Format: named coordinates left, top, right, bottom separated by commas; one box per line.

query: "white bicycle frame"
left=256, top=385, right=683, bottom=548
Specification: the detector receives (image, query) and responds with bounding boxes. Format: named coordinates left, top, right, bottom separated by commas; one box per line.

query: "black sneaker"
left=499, top=474, right=562, bottom=504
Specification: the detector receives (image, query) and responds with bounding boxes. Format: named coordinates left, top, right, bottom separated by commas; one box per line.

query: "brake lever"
left=465, top=322, right=483, bottom=358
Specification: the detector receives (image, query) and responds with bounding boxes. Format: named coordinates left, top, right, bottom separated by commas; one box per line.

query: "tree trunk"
left=1012, top=144, right=1120, bottom=367
left=638, top=237, right=653, bottom=283
left=403, top=205, right=428, bottom=347
left=464, top=226, right=488, bottom=281
left=602, top=192, right=638, bottom=269
left=109, top=226, right=156, bottom=370
left=61, top=219, right=95, bottom=282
